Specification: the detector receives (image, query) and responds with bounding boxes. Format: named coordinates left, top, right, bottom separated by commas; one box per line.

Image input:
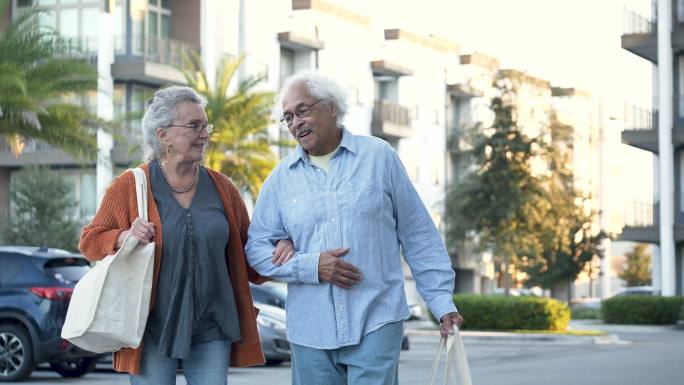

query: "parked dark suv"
left=0, top=246, right=100, bottom=381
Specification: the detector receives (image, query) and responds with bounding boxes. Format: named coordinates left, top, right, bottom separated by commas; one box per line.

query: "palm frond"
left=0, top=3, right=98, bottom=158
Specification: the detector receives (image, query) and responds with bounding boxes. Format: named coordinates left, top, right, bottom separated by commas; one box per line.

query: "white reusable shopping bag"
left=61, top=168, right=155, bottom=354
left=428, top=326, right=473, bottom=385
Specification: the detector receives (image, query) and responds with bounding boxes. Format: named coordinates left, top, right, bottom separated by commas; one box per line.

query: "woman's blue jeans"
left=130, top=335, right=231, bottom=385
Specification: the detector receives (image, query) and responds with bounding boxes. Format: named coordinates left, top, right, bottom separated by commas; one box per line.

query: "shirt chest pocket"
left=349, top=182, right=384, bottom=220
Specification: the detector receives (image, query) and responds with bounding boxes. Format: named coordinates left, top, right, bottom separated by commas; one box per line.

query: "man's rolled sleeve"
left=293, top=252, right=320, bottom=284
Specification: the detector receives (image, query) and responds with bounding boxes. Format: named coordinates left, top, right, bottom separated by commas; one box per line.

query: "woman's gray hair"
left=277, top=70, right=348, bottom=128
left=141, top=86, right=207, bottom=162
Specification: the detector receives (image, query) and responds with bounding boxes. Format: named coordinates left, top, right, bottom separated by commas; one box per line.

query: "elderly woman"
left=79, top=86, right=292, bottom=385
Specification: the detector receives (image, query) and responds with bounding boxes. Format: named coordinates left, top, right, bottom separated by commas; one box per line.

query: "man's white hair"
left=277, top=70, right=348, bottom=127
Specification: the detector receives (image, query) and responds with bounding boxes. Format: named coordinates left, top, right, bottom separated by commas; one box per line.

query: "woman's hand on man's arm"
left=272, top=239, right=295, bottom=266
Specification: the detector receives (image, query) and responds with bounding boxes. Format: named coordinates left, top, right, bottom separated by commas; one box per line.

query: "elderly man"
left=245, top=71, right=462, bottom=385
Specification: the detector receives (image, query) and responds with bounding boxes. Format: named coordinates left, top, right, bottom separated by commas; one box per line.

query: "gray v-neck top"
left=146, top=160, right=241, bottom=359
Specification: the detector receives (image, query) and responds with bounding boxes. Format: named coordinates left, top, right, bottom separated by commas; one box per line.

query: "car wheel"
left=0, top=324, right=35, bottom=382
left=49, top=356, right=98, bottom=378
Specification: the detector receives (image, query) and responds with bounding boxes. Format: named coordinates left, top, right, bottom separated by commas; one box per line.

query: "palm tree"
left=182, top=53, right=290, bottom=201
left=0, top=1, right=99, bottom=158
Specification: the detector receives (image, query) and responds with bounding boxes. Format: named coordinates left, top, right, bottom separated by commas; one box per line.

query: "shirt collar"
left=288, top=127, right=357, bottom=168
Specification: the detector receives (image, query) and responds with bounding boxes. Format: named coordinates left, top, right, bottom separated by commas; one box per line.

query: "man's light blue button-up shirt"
left=245, top=128, right=457, bottom=349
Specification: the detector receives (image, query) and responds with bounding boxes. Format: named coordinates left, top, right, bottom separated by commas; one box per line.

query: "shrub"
left=436, top=294, right=570, bottom=331
left=602, top=296, right=684, bottom=325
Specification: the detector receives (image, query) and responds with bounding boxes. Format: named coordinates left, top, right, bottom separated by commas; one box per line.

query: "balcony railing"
left=128, top=35, right=200, bottom=68
left=624, top=200, right=658, bottom=227
left=371, top=100, right=412, bottom=139
left=623, top=8, right=656, bottom=35
left=623, top=104, right=658, bottom=131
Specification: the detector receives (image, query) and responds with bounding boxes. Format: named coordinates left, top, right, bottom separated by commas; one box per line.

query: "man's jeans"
left=291, top=320, right=404, bottom=385
left=130, top=335, right=231, bottom=385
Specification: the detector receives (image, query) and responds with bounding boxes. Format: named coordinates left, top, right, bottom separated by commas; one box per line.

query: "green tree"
left=2, top=166, right=79, bottom=251
left=445, top=72, right=547, bottom=293
left=618, top=243, right=652, bottom=287
left=182, top=53, right=289, bottom=201
left=0, top=1, right=99, bottom=158
left=519, top=118, right=606, bottom=300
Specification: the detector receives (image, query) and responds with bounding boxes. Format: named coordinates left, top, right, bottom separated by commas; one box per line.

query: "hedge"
left=601, top=296, right=684, bottom=325
left=437, top=294, right=570, bottom=331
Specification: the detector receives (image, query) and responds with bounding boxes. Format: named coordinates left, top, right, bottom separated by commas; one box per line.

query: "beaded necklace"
left=158, top=159, right=199, bottom=194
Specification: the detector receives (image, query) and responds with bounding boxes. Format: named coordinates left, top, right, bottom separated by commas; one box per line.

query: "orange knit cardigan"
left=78, top=163, right=267, bottom=374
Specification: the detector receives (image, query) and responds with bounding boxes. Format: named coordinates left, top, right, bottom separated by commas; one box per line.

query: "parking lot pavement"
left=24, top=324, right=684, bottom=385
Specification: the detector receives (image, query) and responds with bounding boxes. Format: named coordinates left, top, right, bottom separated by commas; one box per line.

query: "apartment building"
left=620, top=0, right=684, bottom=295
left=1, top=0, right=624, bottom=299
left=0, top=0, right=456, bottom=225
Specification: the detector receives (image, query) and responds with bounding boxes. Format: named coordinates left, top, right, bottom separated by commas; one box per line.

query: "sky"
left=355, top=0, right=653, bottom=108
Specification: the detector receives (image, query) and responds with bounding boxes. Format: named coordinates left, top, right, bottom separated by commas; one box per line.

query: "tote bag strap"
left=129, top=168, right=148, bottom=221
left=428, top=334, right=447, bottom=385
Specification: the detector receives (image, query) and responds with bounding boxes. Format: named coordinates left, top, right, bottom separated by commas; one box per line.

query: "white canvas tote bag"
left=61, top=168, right=155, bottom=354
left=428, top=326, right=473, bottom=385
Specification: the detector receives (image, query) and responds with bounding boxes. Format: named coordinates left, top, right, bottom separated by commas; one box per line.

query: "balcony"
left=371, top=100, right=412, bottom=139
left=621, top=8, right=657, bottom=62
left=620, top=200, right=659, bottom=243
left=620, top=198, right=684, bottom=243
left=53, top=36, right=99, bottom=63
left=621, top=104, right=658, bottom=153
left=112, top=35, right=200, bottom=85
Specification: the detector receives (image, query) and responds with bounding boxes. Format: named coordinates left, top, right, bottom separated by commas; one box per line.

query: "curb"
left=406, top=328, right=629, bottom=345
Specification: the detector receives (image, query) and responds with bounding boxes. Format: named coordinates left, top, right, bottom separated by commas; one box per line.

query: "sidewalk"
left=569, top=319, right=684, bottom=334
left=404, top=320, right=625, bottom=345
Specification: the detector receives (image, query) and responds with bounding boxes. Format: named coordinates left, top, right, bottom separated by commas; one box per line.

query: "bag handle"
left=130, top=168, right=148, bottom=222
left=428, top=334, right=447, bottom=385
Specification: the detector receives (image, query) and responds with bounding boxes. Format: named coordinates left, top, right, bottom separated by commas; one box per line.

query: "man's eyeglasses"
left=279, top=100, right=324, bottom=128
left=166, top=121, right=214, bottom=134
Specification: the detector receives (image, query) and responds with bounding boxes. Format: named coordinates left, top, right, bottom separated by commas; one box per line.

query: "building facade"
left=620, top=0, right=684, bottom=295
left=1, top=0, right=625, bottom=300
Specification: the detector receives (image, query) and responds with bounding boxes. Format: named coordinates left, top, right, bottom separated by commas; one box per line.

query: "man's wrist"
left=294, top=252, right=320, bottom=284
left=440, top=311, right=459, bottom=322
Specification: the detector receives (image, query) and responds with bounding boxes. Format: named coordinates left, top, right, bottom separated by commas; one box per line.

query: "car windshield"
left=43, top=257, right=90, bottom=284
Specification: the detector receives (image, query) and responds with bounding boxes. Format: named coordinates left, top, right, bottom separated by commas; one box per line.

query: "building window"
left=16, top=0, right=100, bottom=53
left=280, top=48, right=295, bottom=87
left=129, top=0, right=171, bottom=57
left=374, top=77, right=398, bottom=103
left=680, top=151, right=684, bottom=212
left=679, top=56, right=684, bottom=117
